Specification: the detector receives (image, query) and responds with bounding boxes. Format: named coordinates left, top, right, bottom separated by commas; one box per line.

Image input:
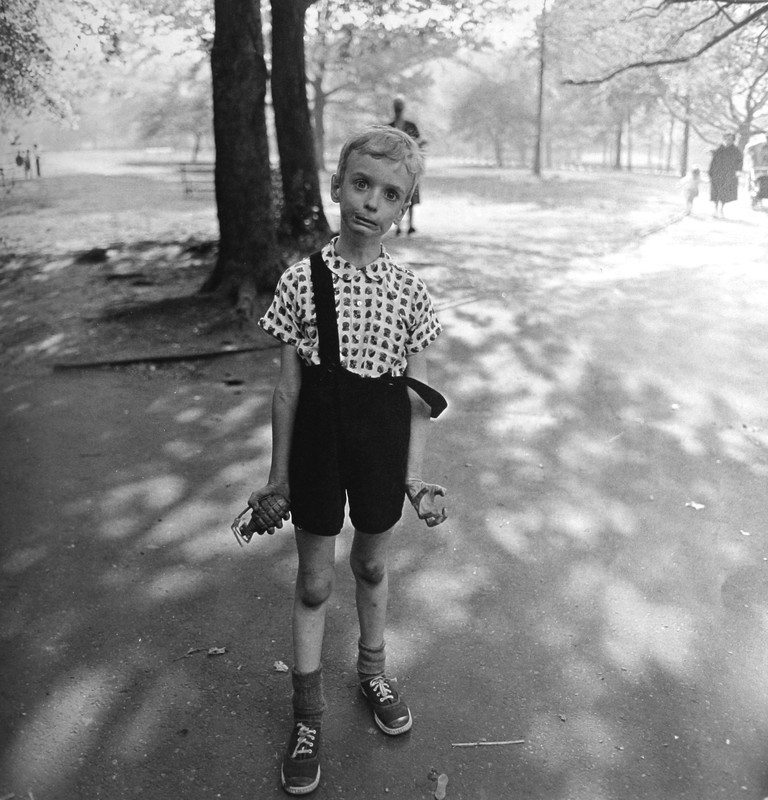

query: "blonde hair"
left=336, top=125, right=424, bottom=199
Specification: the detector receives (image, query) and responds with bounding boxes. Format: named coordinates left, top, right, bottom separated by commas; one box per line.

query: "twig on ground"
left=173, top=647, right=205, bottom=661
left=450, top=739, right=525, bottom=747
left=52, top=342, right=276, bottom=371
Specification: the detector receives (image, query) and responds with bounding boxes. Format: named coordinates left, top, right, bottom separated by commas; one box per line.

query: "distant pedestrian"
left=680, top=167, right=701, bottom=215
left=708, top=133, right=743, bottom=218
left=234, top=125, right=447, bottom=796
left=33, top=144, right=41, bottom=177
left=388, top=95, right=426, bottom=235
left=23, top=150, right=31, bottom=180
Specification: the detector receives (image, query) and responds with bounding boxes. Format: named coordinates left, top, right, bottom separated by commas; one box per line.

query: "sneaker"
left=281, top=720, right=321, bottom=795
left=360, top=675, right=413, bottom=735
left=407, top=226, right=416, bottom=235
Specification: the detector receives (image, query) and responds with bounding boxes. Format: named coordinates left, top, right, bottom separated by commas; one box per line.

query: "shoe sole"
left=373, top=708, right=413, bottom=736
left=281, top=765, right=321, bottom=795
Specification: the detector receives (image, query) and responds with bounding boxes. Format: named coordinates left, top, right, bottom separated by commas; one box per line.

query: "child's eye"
left=354, top=179, right=367, bottom=190
left=385, top=190, right=399, bottom=201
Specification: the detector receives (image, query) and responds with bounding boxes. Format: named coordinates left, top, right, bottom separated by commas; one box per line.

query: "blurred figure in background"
left=388, top=95, right=425, bottom=235
left=680, top=166, right=701, bottom=215
left=708, top=133, right=743, bottom=218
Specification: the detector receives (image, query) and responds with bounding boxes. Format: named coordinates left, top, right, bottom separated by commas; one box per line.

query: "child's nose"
left=363, top=190, right=380, bottom=211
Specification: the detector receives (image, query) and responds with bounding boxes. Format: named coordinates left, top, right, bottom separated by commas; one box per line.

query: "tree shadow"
left=2, top=182, right=767, bottom=799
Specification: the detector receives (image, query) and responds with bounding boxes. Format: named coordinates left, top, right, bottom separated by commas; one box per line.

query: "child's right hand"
left=246, top=482, right=291, bottom=536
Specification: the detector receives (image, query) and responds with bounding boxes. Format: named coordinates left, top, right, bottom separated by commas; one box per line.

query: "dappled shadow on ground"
left=0, top=239, right=277, bottom=372
left=2, top=209, right=768, bottom=799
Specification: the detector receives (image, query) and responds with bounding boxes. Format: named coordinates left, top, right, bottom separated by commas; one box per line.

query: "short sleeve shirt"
left=259, top=239, right=441, bottom=377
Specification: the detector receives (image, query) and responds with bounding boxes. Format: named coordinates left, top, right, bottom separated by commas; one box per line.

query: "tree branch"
left=564, top=3, right=768, bottom=85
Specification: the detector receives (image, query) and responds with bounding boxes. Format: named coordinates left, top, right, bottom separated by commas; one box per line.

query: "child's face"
left=331, top=151, right=412, bottom=240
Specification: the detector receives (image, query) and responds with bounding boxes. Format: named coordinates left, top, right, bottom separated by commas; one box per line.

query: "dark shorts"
left=289, top=365, right=410, bottom=536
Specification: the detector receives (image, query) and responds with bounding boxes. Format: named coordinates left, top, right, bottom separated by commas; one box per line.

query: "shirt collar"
left=324, top=237, right=393, bottom=283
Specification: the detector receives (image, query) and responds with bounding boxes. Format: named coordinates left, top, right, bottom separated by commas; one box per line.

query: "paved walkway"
left=2, top=195, right=768, bottom=799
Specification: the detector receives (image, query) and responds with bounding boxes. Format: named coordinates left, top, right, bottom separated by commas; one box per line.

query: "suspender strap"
left=308, top=250, right=447, bottom=418
left=402, top=376, right=448, bottom=419
left=309, top=250, right=340, bottom=369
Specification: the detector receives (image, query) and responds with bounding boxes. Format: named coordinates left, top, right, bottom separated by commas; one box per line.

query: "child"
left=238, top=125, right=448, bottom=795
left=680, top=166, right=701, bottom=215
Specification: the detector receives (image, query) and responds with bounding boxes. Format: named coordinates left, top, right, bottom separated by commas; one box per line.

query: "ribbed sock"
left=292, top=666, right=326, bottom=724
left=357, top=638, right=386, bottom=681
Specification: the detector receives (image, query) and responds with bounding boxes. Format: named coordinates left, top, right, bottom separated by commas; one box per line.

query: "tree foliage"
left=1, top=0, right=120, bottom=120
left=138, top=65, right=213, bottom=160
left=449, top=50, right=536, bottom=166
left=667, top=24, right=768, bottom=146
left=305, top=0, right=517, bottom=164
left=554, top=0, right=768, bottom=85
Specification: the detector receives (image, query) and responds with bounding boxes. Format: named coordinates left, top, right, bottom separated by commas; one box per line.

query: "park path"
left=2, top=171, right=768, bottom=800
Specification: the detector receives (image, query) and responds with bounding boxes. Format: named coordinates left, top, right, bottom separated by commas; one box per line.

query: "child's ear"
left=330, top=174, right=340, bottom=203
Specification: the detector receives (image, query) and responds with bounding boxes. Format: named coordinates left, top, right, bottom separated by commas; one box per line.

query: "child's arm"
left=247, top=344, right=302, bottom=534
left=404, top=350, right=447, bottom=527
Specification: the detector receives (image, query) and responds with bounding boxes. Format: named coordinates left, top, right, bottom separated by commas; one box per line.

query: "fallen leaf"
left=685, top=501, right=705, bottom=510
left=274, top=660, right=290, bottom=672
left=207, top=647, right=227, bottom=657
left=740, top=530, right=751, bottom=536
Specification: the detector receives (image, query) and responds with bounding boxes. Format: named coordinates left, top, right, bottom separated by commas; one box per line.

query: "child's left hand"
left=406, top=479, right=448, bottom=527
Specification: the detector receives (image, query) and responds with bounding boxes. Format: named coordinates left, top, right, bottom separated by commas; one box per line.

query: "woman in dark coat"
left=708, top=133, right=743, bottom=218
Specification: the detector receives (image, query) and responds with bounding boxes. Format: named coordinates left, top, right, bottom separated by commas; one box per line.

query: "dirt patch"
left=0, top=238, right=277, bottom=375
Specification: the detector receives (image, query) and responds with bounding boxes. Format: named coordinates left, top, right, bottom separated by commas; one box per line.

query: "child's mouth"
left=354, top=215, right=377, bottom=229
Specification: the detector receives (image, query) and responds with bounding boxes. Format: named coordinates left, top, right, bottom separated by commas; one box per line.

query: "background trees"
left=1, top=0, right=120, bottom=122
left=449, top=51, right=536, bottom=167
left=5, top=0, right=768, bottom=308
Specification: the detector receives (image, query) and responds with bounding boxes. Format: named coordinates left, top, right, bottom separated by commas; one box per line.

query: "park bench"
left=179, top=162, right=215, bottom=195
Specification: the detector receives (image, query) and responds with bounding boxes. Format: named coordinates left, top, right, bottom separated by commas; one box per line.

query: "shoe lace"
left=291, top=723, right=317, bottom=759
left=369, top=675, right=394, bottom=703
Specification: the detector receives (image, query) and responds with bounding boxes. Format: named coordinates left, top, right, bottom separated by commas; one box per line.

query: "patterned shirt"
left=259, top=239, right=441, bottom=377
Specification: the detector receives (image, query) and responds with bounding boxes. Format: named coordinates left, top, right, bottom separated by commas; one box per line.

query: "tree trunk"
left=191, top=131, right=202, bottom=162
left=665, top=115, right=675, bottom=172
left=203, top=0, right=282, bottom=318
left=613, top=121, right=623, bottom=170
left=270, top=0, right=331, bottom=244
left=533, top=0, right=546, bottom=177
left=493, top=134, right=504, bottom=167
left=680, top=95, right=690, bottom=177
left=312, top=75, right=327, bottom=172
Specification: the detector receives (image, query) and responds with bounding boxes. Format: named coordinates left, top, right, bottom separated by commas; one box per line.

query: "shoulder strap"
left=309, top=250, right=340, bottom=369
left=309, top=250, right=448, bottom=418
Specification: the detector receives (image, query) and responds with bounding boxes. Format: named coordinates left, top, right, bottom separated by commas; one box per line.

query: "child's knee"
left=297, top=571, right=334, bottom=609
left=349, top=552, right=387, bottom=586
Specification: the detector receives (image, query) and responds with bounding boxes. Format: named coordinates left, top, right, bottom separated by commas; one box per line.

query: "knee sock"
left=357, top=638, right=386, bottom=681
left=292, top=666, right=325, bottom=724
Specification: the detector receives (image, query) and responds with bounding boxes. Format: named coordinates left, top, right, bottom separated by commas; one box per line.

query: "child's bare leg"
left=281, top=529, right=335, bottom=795
left=293, top=528, right=337, bottom=673
left=351, top=526, right=413, bottom=735
left=350, top=527, right=394, bottom=651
